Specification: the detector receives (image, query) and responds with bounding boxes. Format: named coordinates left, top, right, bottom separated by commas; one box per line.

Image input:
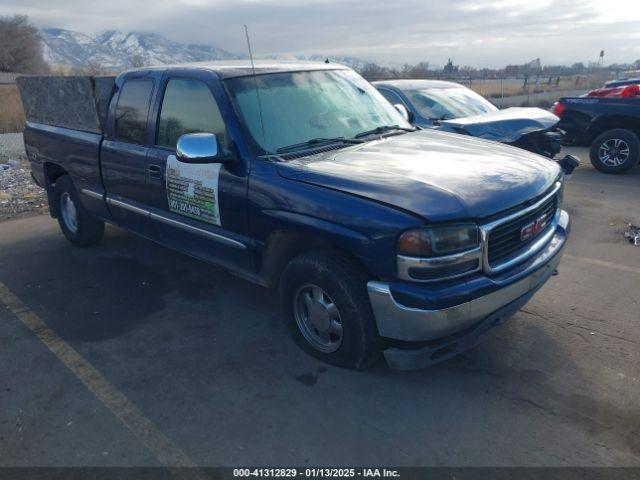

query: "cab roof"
left=121, top=60, right=350, bottom=79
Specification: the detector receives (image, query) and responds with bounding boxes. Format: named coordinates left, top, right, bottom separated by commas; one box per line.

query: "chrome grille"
left=487, top=193, right=558, bottom=266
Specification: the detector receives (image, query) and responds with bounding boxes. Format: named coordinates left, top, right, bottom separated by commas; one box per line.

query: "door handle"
left=147, top=164, right=162, bottom=178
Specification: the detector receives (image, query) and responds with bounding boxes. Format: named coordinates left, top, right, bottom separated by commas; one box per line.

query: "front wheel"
left=589, top=129, right=640, bottom=174
left=279, top=250, right=382, bottom=370
left=53, top=175, right=105, bottom=246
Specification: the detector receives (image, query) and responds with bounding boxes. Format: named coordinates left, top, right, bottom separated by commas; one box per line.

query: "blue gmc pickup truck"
left=21, top=61, right=570, bottom=370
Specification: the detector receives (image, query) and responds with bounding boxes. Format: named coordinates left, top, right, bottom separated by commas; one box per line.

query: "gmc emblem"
left=521, top=213, right=550, bottom=242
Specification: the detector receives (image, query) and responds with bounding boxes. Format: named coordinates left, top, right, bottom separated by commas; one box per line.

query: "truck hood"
left=439, top=107, right=560, bottom=143
left=276, top=130, right=560, bottom=222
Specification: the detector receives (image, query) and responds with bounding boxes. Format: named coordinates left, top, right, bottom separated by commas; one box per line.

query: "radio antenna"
left=244, top=25, right=267, bottom=148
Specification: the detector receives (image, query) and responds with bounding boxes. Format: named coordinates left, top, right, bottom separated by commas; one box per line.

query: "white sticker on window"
left=166, top=155, right=221, bottom=226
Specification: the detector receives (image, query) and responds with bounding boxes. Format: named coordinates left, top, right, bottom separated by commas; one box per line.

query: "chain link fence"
left=368, top=74, right=603, bottom=108
left=454, top=77, right=592, bottom=108
left=0, top=73, right=39, bottom=220
left=0, top=132, right=25, bottom=164
left=0, top=132, right=47, bottom=221
left=0, top=73, right=27, bottom=165
left=0, top=74, right=26, bottom=135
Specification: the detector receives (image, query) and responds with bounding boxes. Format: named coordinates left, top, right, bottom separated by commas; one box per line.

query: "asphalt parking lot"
left=0, top=147, right=639, bottom=468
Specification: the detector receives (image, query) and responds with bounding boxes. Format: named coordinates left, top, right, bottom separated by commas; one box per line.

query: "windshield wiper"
left=354, top=125, right=416, bottom=139
left=276, top=137, right=363, bottom=154
left=430, top=114, right=452, bottom=124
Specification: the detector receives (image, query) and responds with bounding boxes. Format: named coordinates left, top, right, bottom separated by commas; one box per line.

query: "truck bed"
left=18, top=75, right=115, bottom=220
left=23, top=122, right=109, bottom=220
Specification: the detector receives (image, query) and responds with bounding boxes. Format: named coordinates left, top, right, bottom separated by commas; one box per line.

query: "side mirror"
left=393, top=104, right=414, bottom=123
left=176, top=133, right=220, bottom=163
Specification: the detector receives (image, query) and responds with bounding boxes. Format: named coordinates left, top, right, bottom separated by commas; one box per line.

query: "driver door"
left=145, top=74, right=251, bottom=273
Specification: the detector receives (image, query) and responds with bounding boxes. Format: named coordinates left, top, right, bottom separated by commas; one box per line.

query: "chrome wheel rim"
left=599, top=138, right=630, bottom=167
left=293, top=284, right=343, bottom=353
left=60, top=192, right=78, bottom=233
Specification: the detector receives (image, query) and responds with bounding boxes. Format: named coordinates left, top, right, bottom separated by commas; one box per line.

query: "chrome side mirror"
left=393, top=104, right=413, bottom=123
left=176, top=133, right=219, bottom=163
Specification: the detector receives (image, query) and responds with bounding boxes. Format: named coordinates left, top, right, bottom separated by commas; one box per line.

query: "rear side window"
left=115, top=79, right=154, bottom=144
left=157, top=79, right=227, bottom=149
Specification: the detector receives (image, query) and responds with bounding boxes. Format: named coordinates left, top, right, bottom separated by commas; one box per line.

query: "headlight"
left=397, top=224, right=479, bottom=257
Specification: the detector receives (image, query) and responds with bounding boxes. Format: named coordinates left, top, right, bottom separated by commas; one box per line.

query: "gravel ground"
left=0, top=133, right=49, bottom=221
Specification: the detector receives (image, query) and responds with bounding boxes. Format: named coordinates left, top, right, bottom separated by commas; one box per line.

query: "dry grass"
left=468, top=74, right=608, bottom=99
left=0, top=85, right=25, bottom=133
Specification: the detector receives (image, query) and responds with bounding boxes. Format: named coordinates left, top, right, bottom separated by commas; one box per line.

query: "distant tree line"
left=356, top=57, right=640, bottom=81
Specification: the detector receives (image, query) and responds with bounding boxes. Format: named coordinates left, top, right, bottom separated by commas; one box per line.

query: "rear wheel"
left=54, top=176, right=104, bottom=246
left=279, top=250, right=382, bottom=370
left=589, top=129, right=640, bottom=174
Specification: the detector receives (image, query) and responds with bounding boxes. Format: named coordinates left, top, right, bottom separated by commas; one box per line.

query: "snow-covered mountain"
left=40, top=28, right=242, bottom=70
left=39, top=28, right=371, bottom=71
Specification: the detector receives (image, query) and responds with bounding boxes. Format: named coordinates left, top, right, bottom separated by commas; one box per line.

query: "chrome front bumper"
left=367, top=210, right=570, bottom=347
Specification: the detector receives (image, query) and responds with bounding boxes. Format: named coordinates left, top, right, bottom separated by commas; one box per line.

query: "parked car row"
left=370, top=76, right=638, bottom=176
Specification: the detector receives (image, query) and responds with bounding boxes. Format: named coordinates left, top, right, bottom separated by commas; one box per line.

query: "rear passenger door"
left=102, top=74, right=158, bottom=237
left=144, top=74, right=251, bottom=273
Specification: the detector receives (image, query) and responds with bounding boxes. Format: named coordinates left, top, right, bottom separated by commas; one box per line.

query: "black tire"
left=53, top=175, right=104, bottom=246
left=279, top=250, right=382, bottom=370
left=589, top=128, right=640, bottom=174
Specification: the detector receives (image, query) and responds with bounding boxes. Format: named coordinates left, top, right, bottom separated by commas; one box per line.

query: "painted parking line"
left=0, top=281, right=209, bottom=479
left=570, top=180, right=640, bottom=190
left=564, top=254, right=640, bottom=276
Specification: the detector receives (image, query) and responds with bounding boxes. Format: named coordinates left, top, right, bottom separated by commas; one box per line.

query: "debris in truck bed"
left=17, top=75, right=115, bottom=133
left=624, top=224, right=640, bottom=246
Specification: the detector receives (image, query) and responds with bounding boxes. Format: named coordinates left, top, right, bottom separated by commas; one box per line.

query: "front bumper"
left=368, top=210, right=569, bottom=369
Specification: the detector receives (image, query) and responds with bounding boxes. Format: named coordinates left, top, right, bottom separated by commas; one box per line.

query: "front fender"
left=248, top=161, right=424, bottom=281
left=262, top=209, right=372, bottom=254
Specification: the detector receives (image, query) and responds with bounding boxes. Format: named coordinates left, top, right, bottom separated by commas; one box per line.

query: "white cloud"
left=1, top=0, right=639, bottom=66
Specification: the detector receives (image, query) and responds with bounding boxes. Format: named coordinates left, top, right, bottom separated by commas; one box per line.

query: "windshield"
left=225, top=69, right=411, bottom=154
left=405, top=86, right=498, bottom=120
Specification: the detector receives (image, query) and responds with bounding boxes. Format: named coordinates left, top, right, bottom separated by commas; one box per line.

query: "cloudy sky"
left=1, top=0, right=639, bottom=67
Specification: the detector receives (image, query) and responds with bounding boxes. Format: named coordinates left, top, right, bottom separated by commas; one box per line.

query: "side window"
left=115, top=79, right=154, bottom=144
left=157, top=79, right=227, bottom=149
left=378, top=88, right=405, bottom=107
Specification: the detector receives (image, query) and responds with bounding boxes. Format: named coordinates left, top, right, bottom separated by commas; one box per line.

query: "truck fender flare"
left=259, top=210, right=372, bottom=287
